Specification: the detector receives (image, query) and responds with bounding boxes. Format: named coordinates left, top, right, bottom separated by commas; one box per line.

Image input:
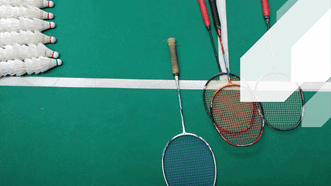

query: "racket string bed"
left=211, top=88, right=264, bottom=146
left=261, top=90, right=303, bottom=130
left=163, top=135, right=216, bottom=186
left=203, top=74, right=241, bottom=117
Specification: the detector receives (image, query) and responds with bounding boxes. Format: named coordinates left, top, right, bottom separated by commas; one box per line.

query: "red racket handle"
left=198, top=0, right=211, bottom=27
left=261, top=0, right=270, bottom=17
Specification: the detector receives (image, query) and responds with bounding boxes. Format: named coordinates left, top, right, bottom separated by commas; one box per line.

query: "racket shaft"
left=167, top=38, right=186, bottom=133
left=198, top=0, right=222, bottom=72
left=208, top=0, right=231, bottom=82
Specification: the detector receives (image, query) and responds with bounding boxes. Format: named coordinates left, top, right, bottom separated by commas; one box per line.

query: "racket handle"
left=261, top=0, right=270, bottom=29
left=167, top=38, right=179, bottom=76
left=261, top=0, right=270, bottom=16
left=198, top=0, right=211, bottom=28
left=208, top=0, right=222, bottom=31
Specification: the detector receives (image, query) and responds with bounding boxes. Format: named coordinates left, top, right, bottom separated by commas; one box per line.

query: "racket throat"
left=264, top=16, right=270, bottom=30
left=175, top=76, right=187, bottom=133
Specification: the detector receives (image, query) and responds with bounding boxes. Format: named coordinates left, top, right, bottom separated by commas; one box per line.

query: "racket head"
left=255, top=72, right=305, bottom=131
left=210, top=84, right=264, bottom=146
left=162, top=133, right=217, bottom=186
left=203, top=72, right=241, bottom=119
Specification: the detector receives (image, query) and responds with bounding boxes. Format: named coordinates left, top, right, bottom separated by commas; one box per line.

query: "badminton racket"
left=208, top=0, right=264, bottom=146
left=255, top=0, right=305, bottom=131
left=198, top=0, right=241, bottom=119
left=162, top=38, right=217, bottom=186
left=0, top=5, right=54, bottom=19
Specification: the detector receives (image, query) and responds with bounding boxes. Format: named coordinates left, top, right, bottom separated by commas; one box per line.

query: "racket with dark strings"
left=208, top=0, right=264, bottom=146
left=258, top=0, right=305, bottom=131
left=162, top=38, right=217, bottom=186
left=198, top=0, right=241, bottom=120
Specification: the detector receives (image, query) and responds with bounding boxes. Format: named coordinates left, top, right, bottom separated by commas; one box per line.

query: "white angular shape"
left=291, top=9, right=331, bottom=82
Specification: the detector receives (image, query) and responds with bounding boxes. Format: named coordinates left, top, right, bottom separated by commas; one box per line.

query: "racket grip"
left=198, top=0, right=211, bottom=28
left=208, top=0, right=222, bottom=31
left=167, top=38, right=179, bottom=76
left=261, top=0, right=270, bottom=17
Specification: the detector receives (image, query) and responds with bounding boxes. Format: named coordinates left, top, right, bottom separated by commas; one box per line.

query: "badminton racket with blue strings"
left=162, top=38, right=217, bottom=186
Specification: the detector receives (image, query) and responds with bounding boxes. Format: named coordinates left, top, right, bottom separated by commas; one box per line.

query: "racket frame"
left=255, top=72, right=305, bottom=131
left=162, top=132, right=217, bottom=186
left=203, top=72, right=241, bottom=119
left=210, top=84, right=265, bottom=147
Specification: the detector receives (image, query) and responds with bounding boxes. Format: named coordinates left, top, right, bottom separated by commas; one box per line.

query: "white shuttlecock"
left=0, top=57, right=62, bottom=77
left=0, top=0, right=54, bottom=8
left=0, top=17, right=55, bottom=32
left=0, top=43, right=59, bottom=61
left=0, top=30, right=56, bottom=46
left=0, top=5, right=54, bottom=19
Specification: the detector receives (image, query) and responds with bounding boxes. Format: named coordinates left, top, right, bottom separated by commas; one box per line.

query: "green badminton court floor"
left=0, top=0, right=330, bottom=185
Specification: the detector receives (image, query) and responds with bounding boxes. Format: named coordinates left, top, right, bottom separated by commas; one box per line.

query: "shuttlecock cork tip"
left=50, top=22, right=56, bottom=28
left=56, top=59, right=62, bottom=66
left=48, top=13, right=54, bottom=19
left=53, top=52, right=59, bottom=58
left=51, top=37, right=56, bottom=43
left=48, top=1, right=55, bottom=8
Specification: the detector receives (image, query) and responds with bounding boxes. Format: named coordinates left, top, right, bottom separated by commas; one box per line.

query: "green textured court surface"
left=1, top=0, right=330, bottom=185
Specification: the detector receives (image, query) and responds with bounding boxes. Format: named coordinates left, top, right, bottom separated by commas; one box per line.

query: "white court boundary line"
left=0, top=77, right=330, bottom=92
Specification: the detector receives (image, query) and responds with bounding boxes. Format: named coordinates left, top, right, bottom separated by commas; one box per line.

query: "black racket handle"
left=208, top=0, right=222, bottom=32
left=167, top=38, right=179, bottom=76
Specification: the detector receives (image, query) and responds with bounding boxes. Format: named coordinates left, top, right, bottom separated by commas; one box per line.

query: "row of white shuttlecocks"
left=0, top=0, right=61, bottom=77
